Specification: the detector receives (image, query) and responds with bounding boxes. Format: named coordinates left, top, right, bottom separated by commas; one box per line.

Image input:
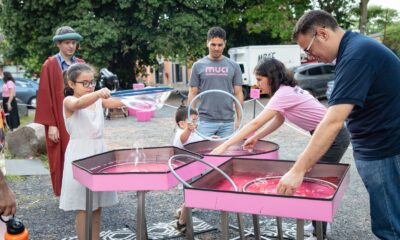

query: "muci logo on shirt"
left=205, top=66, right=229, bottom=76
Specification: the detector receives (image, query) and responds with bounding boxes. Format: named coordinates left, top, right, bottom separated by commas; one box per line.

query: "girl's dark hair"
left=175, top=105, right=198, bottom=124
left=3, top=71, right=15, bottom=83
left=64, top=63, right=95, bottom=97
left=254, top=58, right=297, bottom=96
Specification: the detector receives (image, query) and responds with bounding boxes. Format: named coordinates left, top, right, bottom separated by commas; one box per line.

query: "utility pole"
left=359, top=0, right=369, bottom=34
left=383, top=9, right=389, bottom=44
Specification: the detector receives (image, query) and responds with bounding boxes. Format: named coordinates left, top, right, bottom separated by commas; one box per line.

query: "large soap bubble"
left=111, top=87, right=173, bottom=112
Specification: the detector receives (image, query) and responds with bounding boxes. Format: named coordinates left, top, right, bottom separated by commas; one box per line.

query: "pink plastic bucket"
left=136, top=111, right=152, bottom=122
left=128, top=108, right=136, bottom=116
left=133, top=83, right=145, bottom=89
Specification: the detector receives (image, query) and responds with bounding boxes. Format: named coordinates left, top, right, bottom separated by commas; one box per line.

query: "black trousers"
left=3, top=97, right=20, bottom=130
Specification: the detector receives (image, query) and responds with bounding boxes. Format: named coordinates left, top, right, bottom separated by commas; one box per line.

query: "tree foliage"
left=0, top=0, right=224, bottom=84
left=0, top=0, right=367, bottom=86
left=315, top=0, right=359, bottom=29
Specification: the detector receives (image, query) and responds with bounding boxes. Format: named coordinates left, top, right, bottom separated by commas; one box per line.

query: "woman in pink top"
left=2, top=72, right=20, bottom=131
left=212, top=58, right=349, bottom=238
left=212, top=58, right=349, bottom=160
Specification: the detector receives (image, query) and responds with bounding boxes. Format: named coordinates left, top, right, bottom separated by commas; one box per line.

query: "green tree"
left=0, top=0, right=223, bottom=85
left=364, top=5, right=399, bottom=35
left=383, top=23, right=400, bottom=56
left=221, top=0, right=311, bottom=47
left=0, top=0, right=367, bottom=86
left=315, top=0, right=358, bottom=29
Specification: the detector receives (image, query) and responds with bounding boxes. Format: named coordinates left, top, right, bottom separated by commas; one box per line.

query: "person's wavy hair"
left=254, top=58, right=297, bottom=96
left=3, top=72, right=15, bottom=83
left=64, top=63, right=95, bottom=97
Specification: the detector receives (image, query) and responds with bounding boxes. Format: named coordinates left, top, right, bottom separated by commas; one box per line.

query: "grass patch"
left=39, top=154, right=49, bottom=169
left=2, top=148, right=13, bottom=159
left=5, top=175, right=27, bottom=182
left=19, top=113, right=34, bottom=127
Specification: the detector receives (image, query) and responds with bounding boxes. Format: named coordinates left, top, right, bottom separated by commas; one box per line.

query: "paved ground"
left=6, top=93, right=378, bottom=239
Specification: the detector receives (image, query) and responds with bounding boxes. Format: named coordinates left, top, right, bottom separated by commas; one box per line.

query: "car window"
left=307, top=66, right=323, bottom=75
left=15, top=80, right=29, bottom=87
left=239, top=64, right=245, bottom=74
left=300, top=70, right=308, bottom=75
left=322, top=65, right=335, bottom=74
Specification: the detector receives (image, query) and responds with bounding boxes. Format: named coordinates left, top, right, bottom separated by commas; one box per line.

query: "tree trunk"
left=359, top=0, right=369, bottom=34
left=110, top=51, right=137, bottom=89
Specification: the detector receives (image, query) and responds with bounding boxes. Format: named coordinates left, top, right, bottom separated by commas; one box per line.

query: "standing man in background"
left=35, top=26, right=84, bottom=196
left=276, top=10, right=400, bottom=240
left=187, top=27, right=243, bottom=138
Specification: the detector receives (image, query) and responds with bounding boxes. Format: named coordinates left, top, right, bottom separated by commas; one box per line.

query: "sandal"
left=174, top=208, right=182, bottom=219
left=176, top=220, right=187, bottom=233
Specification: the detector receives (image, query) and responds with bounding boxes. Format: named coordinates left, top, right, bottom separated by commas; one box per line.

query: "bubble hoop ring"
left=242, top=176, right=337, bottom=198
left=187, top=89, right=244, bottom=141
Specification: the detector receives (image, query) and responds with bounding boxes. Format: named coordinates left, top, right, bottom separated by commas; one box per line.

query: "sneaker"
left=174, top=208, right=182, bottom=219
left=326, top=222, right=332, bottom=234
left=304, top=222, right=314, bottom=232
left=176, top=220, right=187, bottom=233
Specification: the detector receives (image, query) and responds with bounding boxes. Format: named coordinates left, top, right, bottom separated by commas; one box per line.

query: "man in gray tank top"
left=187, top=27, right=243, bottom=138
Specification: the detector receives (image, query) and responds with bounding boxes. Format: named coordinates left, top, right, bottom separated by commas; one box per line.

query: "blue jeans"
left=355, top=154, right=400, bottom=240
left=197, top=120, right=234, bottom=138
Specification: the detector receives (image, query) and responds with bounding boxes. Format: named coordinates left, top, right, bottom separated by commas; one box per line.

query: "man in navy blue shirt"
left=277, top=10, right=400, bottom=239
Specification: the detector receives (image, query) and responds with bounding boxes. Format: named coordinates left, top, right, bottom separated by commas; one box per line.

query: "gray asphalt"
left=7, top=93, right=378, bottom=240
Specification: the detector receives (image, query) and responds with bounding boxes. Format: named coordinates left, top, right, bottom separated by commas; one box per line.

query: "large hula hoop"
left=187, top=89, right=244, bottom=141
left=168, top=154, right=238, bottom=191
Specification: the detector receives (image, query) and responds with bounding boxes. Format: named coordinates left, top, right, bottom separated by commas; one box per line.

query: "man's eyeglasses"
left=74, top=80, right=96, bottom=88
left=304, top=33, right=316, bottom=54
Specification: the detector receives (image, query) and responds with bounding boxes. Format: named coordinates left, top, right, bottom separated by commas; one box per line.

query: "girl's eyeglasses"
left=74, top=80, right=96, bottom=88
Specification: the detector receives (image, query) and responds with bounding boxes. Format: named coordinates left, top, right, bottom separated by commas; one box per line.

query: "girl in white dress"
left=59, top=63, right=124, bottom=239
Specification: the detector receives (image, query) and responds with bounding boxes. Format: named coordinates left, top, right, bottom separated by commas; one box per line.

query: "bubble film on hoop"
left=111, top=87, right=173, bottom=112
left=187, top=89, right=244, bottom=141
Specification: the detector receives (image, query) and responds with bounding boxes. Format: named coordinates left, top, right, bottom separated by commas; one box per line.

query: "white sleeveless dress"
left=59, top=99, right=118, bottom=211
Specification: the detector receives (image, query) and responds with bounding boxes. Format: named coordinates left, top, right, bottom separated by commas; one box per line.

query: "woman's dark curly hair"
left=254, top=58, right=297, bottom=96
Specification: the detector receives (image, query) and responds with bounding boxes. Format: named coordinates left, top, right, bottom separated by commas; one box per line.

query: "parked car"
left=326, top=80, right=334, bottom=100
left=289, top=63, right=335, bottom=98
left=0, top=77, right=38, bottom=108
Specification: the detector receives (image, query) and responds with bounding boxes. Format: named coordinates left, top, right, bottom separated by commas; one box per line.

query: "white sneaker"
left=326, top=222, right=332, bottom=234
left=304, top=222, right=314, bottom=232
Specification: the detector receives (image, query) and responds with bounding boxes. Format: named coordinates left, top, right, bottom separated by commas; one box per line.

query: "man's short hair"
left=207, top=27, right=226, bottom=41
left=292, top=10, right=339, bottom=41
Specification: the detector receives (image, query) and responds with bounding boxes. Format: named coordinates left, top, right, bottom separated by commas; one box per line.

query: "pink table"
left=72, top=147, right=203, bottom=240
left=184, top=139, right=279, bottom=166
left=182, top=158, right=350, bottom=240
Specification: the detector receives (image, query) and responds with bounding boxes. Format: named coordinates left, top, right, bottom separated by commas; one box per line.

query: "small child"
left=172, top=106, right=203, bottom=233
left=173, top=105, right=202, bottom=149
left=59, top=63, right=125, bottom=239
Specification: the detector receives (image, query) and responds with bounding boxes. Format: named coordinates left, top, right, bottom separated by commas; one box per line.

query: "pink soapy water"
left=196, top=149, right=260, bottom=156
left=212, top=173, right=338, bottom=199
left=100, top=161, right=185, bottom=173
left=210, top=172, right=278, bottom=191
